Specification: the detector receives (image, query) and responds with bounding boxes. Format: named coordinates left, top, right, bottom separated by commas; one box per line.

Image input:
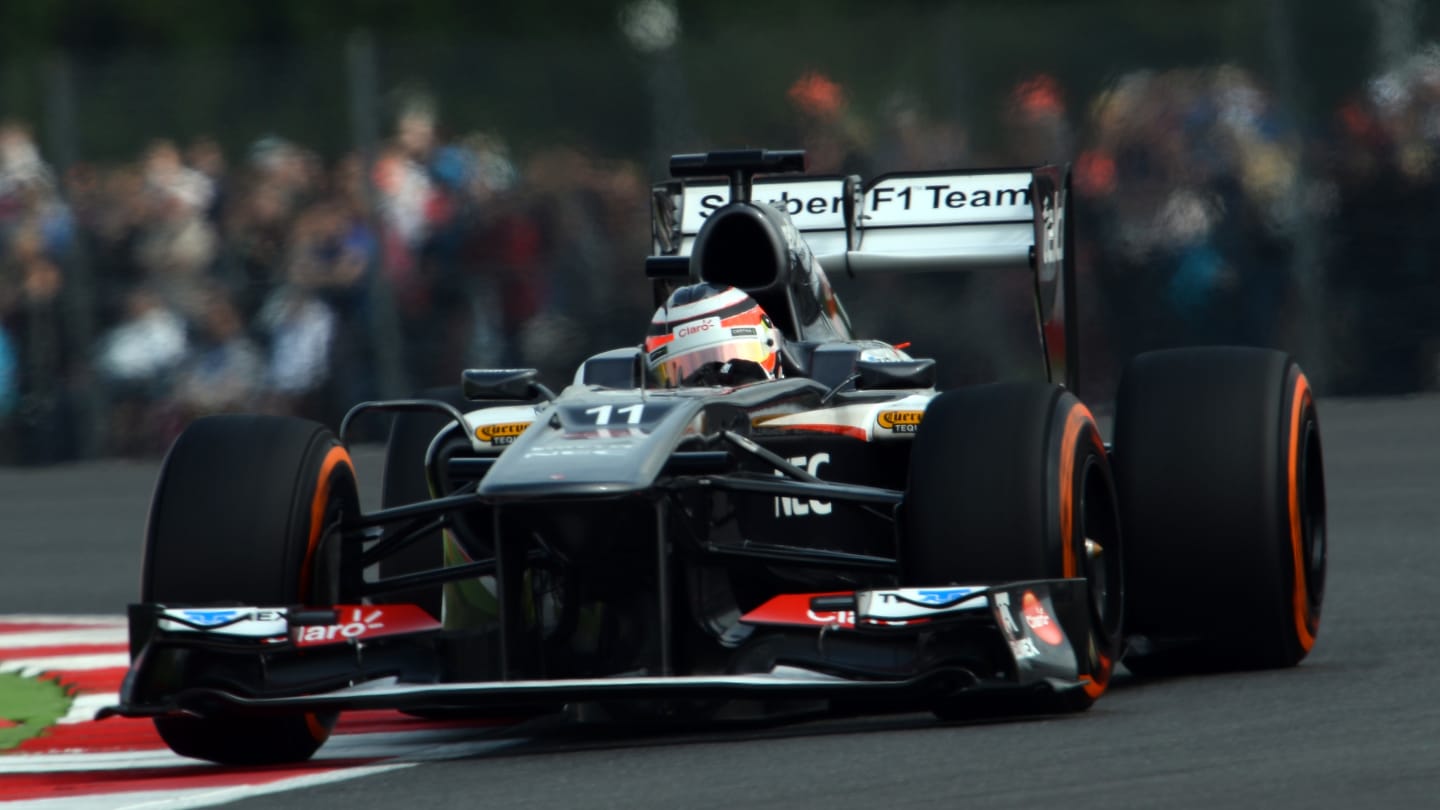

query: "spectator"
left=185, top=135, right=230, bottom=224
left=94, top=287, right=188, bottom=456
left=0, top=221, right=79, bottom=464
left=256, top=198, right=376, bottom=420
left=256, top=284, right=335, bottom=418
left=0, top=121, right=54, bottom=203
left=167, top=290, right=263, bottom=420
left=220, top=136, right=319, bottom=320
left=95, top=286, right=188, bottom=386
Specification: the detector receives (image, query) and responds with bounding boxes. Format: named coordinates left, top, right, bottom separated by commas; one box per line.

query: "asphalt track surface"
left=1, top=394, right=1437, bottom=808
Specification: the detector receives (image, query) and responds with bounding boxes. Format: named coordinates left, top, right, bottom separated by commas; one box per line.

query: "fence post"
left=42, top=52, right=103, bottom=458
left=346, top=29, right=408, bottom=402
left=1265, top=0, right=1330, bottom=388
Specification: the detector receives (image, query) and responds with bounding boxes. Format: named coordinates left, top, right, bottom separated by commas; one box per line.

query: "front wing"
left=103, top=579, right=1097, bottom=720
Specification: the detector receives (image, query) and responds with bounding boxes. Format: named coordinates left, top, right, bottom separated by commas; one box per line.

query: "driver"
left=644, top=282, right=782, bottom=387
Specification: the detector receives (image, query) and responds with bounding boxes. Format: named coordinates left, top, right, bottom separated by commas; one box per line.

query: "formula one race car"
left=105, top=150, right=1327, bottom=765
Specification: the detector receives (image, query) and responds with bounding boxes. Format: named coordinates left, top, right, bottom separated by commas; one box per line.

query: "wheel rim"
left=310, top=489, right=348, bottom=605
left=302, top=453, right=353, bottom=744
left=1078, top=453, right=1123, bottom=643
left=1298, top=417, right=1326, bottom=619
left=308, top=460, right=357, bottom=606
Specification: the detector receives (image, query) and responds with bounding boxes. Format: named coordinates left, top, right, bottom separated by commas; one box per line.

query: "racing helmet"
left=644, top=283, right=782, bottom=387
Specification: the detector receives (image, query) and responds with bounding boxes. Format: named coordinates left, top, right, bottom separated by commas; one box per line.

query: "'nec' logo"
left=774, top=453, right=831, bottom=517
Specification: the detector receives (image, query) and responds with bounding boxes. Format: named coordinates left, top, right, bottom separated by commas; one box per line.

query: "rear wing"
left=649, top=164, right=1077, bottom=389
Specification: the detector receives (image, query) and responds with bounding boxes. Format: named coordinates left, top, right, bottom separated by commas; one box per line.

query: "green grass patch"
left=0, top=672, right=72, bottom=750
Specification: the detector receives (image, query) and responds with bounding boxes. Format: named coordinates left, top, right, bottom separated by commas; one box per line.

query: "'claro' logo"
left=674, top=316, right=722, bottom=339
left=876, top=410, right=924, bottom=433
left=476, top=422, right=531, bottom=446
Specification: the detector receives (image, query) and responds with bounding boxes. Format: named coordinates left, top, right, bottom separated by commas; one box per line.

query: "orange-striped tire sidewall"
left=1058, top=398, right=1114, bottom=701
left=299, top=441, right=352, bottom=744
left=1286, top=371, right=1319, bottom=653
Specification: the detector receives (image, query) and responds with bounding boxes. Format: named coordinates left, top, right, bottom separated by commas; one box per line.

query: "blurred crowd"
left=1070, top=66, right=1306, bottom=391
left=815, top=56, right=1440, bottom=396
left=2, top=49, right=1440, bottom=464
left=1073, top=51, right=1440, bottom=395
left=0, top=101, right=651, bottom=464
left=1317, top=45, right=1440, bottom=393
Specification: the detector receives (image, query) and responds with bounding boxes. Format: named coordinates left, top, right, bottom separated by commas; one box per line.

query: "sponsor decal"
left=994, top=592, right=1022, bottom=638
left=524, top=442, right=636, bottom=458
left=675, top=316, right=721, bottom=339
left=293, top=605, right=440, bottom=647
left=774, top=453, right=832, bottom=517
left=740, top=593, right=856, bottom=629
left=868, top=182, right=1030, bottom=213
left=696, top=180, right=1029, bottom=223
left=681, top=173, right=1032, bottom=234
left=1039, top=191, right=1064, bottom=273
left=695, top=183, right=847, bottom=223
left=873, top=587, right=982, bottom=607
left=912, top=587, right=976, bottom=605
left=648, top=345, right=668, bottom=362
left=1022, top=591, right=1064, bottom=646
left=177, top=609, right=242, bottom=627
left=1009, top=637, right=1042, bottom=660
left=729, top=327, right=758, bottom=337
left=476, top=421, right=531, bottom=445
left=158, top=608, right=289, bottom=638
left=858, top=587, right=986, bottom=622
left=876, top=409, right=923, bottom=433
left=807, top=608, right=856, bottom=627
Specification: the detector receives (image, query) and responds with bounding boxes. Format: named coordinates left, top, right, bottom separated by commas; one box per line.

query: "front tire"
left=143, top=414, right=359, bottom=765
left=903, top=383, right=1123, bottom=714
left=1114, top=347, right=1325, bottom=673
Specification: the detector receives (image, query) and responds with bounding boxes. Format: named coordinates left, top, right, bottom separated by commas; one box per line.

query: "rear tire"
left=1113, top=347, right=1325, bottom=673
left=903, top=383, right=1122, bottom=714
left=143, top=414, right=359, bottom=765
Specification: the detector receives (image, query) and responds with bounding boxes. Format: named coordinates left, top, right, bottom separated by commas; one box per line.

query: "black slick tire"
left=1113, top=347, right=1325, bottom=673
left=143, top=414, right=359, bottom=765
left=903, top=382, right=1123, bottom=715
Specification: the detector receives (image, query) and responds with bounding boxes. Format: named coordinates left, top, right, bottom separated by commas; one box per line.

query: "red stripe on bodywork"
left=335, top=710, right=517, bottom=734
left=766, top=423, right=868, bottom=441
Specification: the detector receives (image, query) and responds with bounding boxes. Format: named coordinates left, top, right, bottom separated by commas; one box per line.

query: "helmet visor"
left=652, top=340, right=775, bottom=388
